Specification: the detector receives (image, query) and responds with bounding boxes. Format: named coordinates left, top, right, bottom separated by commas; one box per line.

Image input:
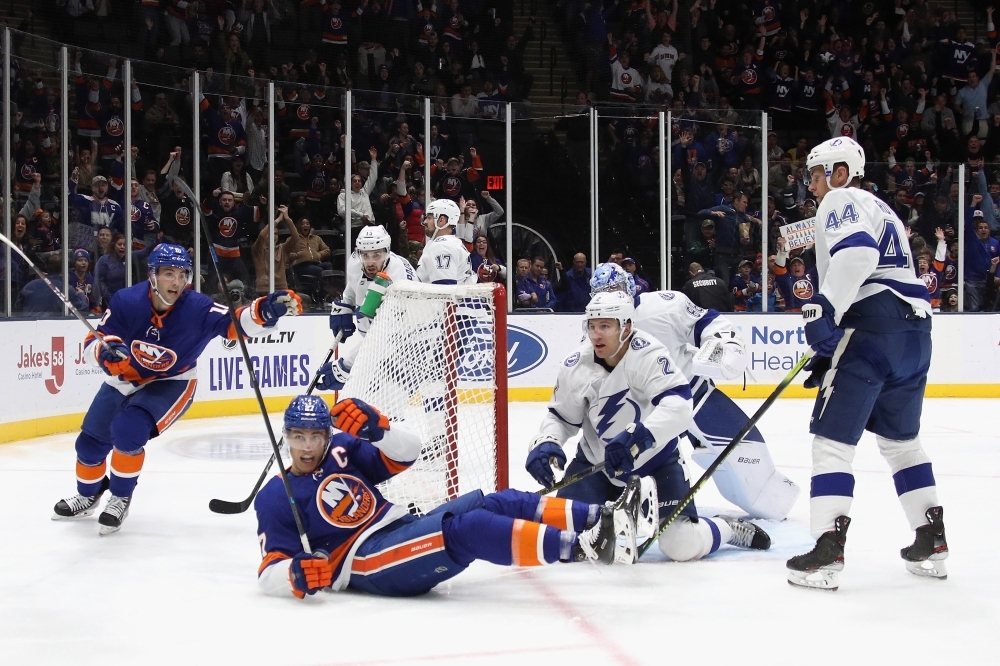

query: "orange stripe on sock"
left=76, top=460, right=107, bottom=484
left=110, top=449, right=145, bottom=478
left=511, top=519, right=543, bottom=567
left=541, top=497, right=571, bottom=531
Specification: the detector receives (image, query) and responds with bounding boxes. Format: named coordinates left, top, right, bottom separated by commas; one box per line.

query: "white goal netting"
left=340, top=281, right=507, bottom=515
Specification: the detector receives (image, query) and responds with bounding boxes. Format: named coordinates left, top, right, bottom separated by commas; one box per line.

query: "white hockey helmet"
left=584, top=291, right=635, bottom=357
left=805, top=137, right=866, bottom=187
left=425, top=199, right=462, bottom=227
left=356, top=225, right=391, bottom=252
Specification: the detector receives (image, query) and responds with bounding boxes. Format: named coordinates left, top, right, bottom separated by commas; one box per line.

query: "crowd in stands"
left=4, top=1, right=1000, bottom=315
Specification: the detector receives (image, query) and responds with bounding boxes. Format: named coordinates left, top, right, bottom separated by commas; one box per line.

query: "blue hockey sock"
left=443, top=510, right=563, bottom=567
left=108, top=407, right=155, bottom=497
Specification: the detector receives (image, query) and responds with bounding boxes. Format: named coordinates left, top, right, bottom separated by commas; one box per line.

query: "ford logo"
left=507, top=325, right=548, bottom=377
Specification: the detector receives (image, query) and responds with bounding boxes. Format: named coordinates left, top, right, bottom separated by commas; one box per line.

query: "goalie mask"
left=805, top=137, right=865, bottom=188
left=590, top=262, right=636, bottom=298
left=355, top=225, right=391, bottom=277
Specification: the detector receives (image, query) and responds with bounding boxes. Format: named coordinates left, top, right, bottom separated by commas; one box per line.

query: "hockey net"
left=340, top=281, right=508, bottom=515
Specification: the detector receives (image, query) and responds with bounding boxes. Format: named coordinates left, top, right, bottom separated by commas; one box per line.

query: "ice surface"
left=1, top=400, right=998, bottom=665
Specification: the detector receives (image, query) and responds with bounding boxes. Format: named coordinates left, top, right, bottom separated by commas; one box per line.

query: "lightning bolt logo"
left=595, top=389, right=641, bottom=441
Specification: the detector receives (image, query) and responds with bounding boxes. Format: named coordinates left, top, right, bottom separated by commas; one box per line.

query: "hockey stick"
left=208, top=333, right=342, bottom=514
left=0, top=230, right=127, bottom=359
left=537, top=438, right=641, bottom=496
left=175, top=178, right=313, bottom=554
left=636, top=350, right=813, bottom=558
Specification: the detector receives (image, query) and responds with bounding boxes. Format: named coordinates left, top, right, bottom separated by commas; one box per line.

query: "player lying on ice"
left=52, top=244, right=302, bottom=534
left=255, top=395, right=642, bottom=599
left=526, top=291, right=771, bottom=561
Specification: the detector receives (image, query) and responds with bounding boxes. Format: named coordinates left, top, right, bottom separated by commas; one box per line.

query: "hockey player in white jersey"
left=526, top=291, right=770, bottom=561
left=417, top=199, right=476, bottom=285
left=589, top=263, right=800, bottom=521
left=786, top=136, right=947, bottom=590
left=316, top=225, right=418, bottom=391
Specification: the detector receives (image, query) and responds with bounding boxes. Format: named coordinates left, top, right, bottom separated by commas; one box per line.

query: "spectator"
left=964, top=209, right=1000, bottom=312
left=456, top=191, right=504, bottom=249
left=70, top=248, right=101, bottom=313
left=772, top=237, right=818, bottom=314
left=221, top=156, right=255, bottom=203
left=514, top=258, right=533, bottom=308
left=95, top=232, right=130, bottom=306
left=15, top=255, right=88, bottom=315
left=338, top=147, right=379, bottom=244
left=555, top=252, right=591, bottom=313
left=518, top=256, right=557, bottom=309
left=681, top=262, right=732, bottom=312
left=620, top=257, right=649, bottom=295
left=731, top=259, right=759, bottom=312
left=470, top=235, right=506, bottom=284
left=253, top=206, right=298, bottom=296
left=697, top=191, right=755, bottom=286
left=287, top=215, right=332, bottom=285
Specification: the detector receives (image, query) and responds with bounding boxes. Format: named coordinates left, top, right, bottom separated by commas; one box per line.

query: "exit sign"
left=486, top=175, right=505, bottom=190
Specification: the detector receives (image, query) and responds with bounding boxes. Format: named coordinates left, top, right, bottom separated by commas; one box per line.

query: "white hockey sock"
left=809, top=436, right=857, bottom=540
left=657, top=516, right=732, bottom=561
left=876, top=435, right=939, bottom=531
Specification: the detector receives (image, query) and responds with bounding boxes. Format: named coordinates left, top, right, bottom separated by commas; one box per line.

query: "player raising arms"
left=786, top=137, right=947, bottom=591
left=589, top=263, right=800, bottom=521
left=255, top=395, right=640, bottom=599
left=315, top=225, right=418, bottom=392
left=417, top=199, right=476, bottom=285
left=526, top=291, right=770, bottom=562
left=52, top=244, right=301, bottom=534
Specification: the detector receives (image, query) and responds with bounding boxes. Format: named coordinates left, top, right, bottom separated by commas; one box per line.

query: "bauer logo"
left=506, top=326, right=548, bottom=377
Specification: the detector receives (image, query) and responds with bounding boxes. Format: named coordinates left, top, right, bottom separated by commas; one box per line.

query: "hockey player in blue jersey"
left=255, top=395, right=639, bottom=599
left=587, top=263, right=800, bottom=521
left=786, top=136, right=947, bottom=591
left=52, top=244, right=303, bottom=534
left=526, top=291, right=771, bottom=563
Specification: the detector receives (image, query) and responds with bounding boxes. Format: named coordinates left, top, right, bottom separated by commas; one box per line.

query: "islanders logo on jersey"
left=105, top=116, right=124, bottom=137
left=443, top=176, right=463, bottom=197
left=620, top=72, right=633, bottom=86
left=896, top=124, right=910, bottom=140
left=175, top=207, right=191, bottom=226
left=219, top=216, right=238, bottom=238
left=311, top=176, right=327, bottom=193
left=218, top=125, right=236, bottom=146
left=20, top=163, right=35, bottom=179
left=944, top=264, right=957, bottom=282
left=296, top=105, right=311, bottom=121
left=921, top=272, right=938, bottom=294
left=329, top=17, right=342, bottom=30
left=131, top=340, right=178, bottom=372
left=316, top=474, right=378, bottom=529
left=741, top=69, right=758, bottom=86
left=792, top=278, right=814, bottom=300
left=131, top=204, right=143, bottom=223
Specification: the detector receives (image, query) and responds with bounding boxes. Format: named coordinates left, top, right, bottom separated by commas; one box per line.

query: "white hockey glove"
left=691, top=331, right=747, bottom=380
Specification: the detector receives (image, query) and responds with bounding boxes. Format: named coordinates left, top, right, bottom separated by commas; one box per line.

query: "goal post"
left=340, top=281, right=508, bottom=514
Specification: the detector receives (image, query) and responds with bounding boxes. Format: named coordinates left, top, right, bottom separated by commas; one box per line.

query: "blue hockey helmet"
left=590, top=262, right=636, bottom=298
left=148, top=243, right=193, bottom=277
left=284, top=395, right=333, bottom=432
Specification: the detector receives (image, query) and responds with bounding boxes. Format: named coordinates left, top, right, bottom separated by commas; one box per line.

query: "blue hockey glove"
left=329, top=301, right=356, bottom=340
left=802, top=294, right=844, bottom=357
left=526, top=437, right=566, bottom=488
left=315, top=359, right=350, bottom=392
left=604, top=423, right=654, bottom=477
left=331, top=398, right=390, bottom=442
left=97, top=335, right=131, bottom=376
left=288, top=550, right=333, bottom=599
left=255, top=290, right=303, bottom=327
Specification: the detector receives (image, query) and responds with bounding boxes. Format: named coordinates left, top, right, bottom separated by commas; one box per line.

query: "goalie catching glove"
left=604, top=422, right=654, bottom=477
left=691, top=331, right=747, bottom=380
left=331, top=398, right=390, bottom=442
left=526, top=435, right=566, bottom=488
left=288, top=550, right=334, bottom=598
left=253, top=290, right=302, bottom=327
left=97, top=335, right=131, bottom=376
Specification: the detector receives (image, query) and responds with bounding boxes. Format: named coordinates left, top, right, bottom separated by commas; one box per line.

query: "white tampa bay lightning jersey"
left=814, top=187, right=932, bottom=320
left=340, top=250, right=417, bottom=369
left=536, top=328, right=693, bottom=485
left=632, top=290, right=738, bottom=381
left=417, top=234, right=476, bottom=285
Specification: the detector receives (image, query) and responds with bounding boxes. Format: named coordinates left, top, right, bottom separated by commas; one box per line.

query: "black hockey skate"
left=787, top=515, right=850, bottom=591
left=901, top=506, right=948, bottom=579
left=721, top=516, right=771, bottom=550
left=52, top=476, right=110, bottom=520
left=575, top=505, right=616, bottom=565
left=98, top=495, right=132, bottom=536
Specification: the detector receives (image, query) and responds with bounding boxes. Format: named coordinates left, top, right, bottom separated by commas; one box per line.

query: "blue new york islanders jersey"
left=84, top=282, right=266, bottom=390
left=255, top=426, right=420, bottom=593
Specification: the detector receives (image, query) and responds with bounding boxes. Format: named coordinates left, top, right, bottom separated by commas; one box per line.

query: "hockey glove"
left=288, top=550, right=334, bottom=598
left=526, top=436, right=566, bottom=488
left=802, top=294, right=843, bottom=357
left=604, top=423, right=654, bottom=477
left=803, top=355, right=832, bottom=390
left=315, top=359, right=351, bottom=392
left=255, top=290, right=303, bottom=327
left=329, top=300, right=356, bottom=340
left=97, top=335, right=131, bottom=377
left=691, top=331, right=748, bottom=380
left=331, top=398, right=390, bottom=442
